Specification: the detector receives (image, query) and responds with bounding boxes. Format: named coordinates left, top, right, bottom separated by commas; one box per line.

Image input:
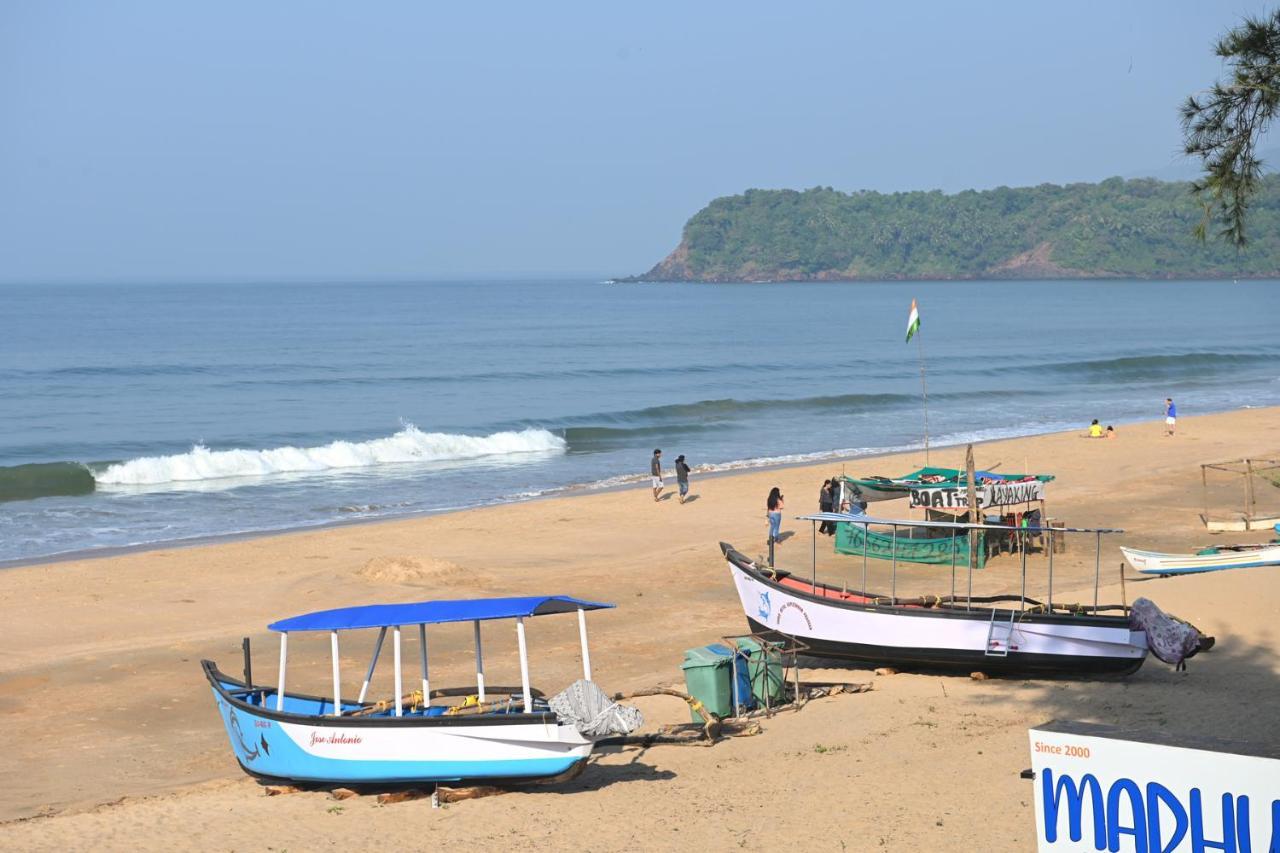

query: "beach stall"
left=834, top=468, right=1056, bottom=567
left=1199, top=457, right=1280, bottom=532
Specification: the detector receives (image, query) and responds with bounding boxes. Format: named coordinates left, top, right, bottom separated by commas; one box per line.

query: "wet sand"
left=2, top=407, right=1278, bottom=850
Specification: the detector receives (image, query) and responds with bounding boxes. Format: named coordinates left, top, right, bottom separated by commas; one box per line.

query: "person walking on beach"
left=818, top=479, right=835, bottom=535
left=674, top=454, right=691, bottom=503
left=766, top=487, right=784, bottom=547
left=650, top=449, right=664, bottom=501
left=1164, top=398, right=1177, bottom=436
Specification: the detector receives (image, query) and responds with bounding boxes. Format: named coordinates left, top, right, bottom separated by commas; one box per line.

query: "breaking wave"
left=91, top=426, right=565, bottom=487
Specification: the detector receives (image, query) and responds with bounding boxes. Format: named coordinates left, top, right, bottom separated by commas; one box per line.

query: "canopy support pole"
left=1019, top=531, right=1027, bottom=612
left=516, top=617, right=532, bottom=713
left=473, top=620, right=486, bottom=701
left=966, top=538, right=973, bottom=612
left=1093, top=531, right=1102, bottom=609
left=276, top=633, right=288, bottom=712
left=811, top=519, right=817, bottom=594
left=329, top=631, right=342, bottom=716
left=357, top=626, right=387, bottom=704
left=890, top=525, right=898, bottom=606
left=393, top=626, right=403, bottom=717
left=419, top=624, right=429, bottom=706
left=577, top=608, right=592, bottom=681
left=1047, top=530, right=1055, bottom=612
left=861, top=521, right=868, bottom=597
left=949, top=533, right=957, bottom=601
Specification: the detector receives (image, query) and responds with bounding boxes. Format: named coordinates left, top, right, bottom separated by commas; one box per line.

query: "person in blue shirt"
left=1164, top=398, right=1177, bottom=436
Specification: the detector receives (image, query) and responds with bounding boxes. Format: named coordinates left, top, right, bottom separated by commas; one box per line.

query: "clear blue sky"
left=1, top=1, right=1270, bottom=282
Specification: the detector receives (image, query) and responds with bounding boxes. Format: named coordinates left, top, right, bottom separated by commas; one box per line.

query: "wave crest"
left=93, top=426, right=566, bottom=487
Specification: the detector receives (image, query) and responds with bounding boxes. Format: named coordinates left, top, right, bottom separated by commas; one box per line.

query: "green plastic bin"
left=735, top=637, right=785, bottom=707
left=681, top=645, right=733, bottom=723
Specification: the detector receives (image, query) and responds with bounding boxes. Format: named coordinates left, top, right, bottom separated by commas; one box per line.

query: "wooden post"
left=965, top=445, right=979, bottom=570
left=1245, top=459, right=1256, bottom=522
left=1200, top=464, right=1209, bottom=522
left=241, top=637, right=253, bottom=689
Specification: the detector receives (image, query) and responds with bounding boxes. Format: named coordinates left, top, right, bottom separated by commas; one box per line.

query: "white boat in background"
left=723, top=515, right=1162, bottom=676
left=1120, top=543, right=1280, bottom=576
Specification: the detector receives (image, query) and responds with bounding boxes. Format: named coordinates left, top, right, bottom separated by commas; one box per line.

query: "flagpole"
left=917, top=331, right=930, bottom=464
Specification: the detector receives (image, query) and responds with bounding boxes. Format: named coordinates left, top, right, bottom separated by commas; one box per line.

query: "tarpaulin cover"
left=269, top=596, right=613, bottom=633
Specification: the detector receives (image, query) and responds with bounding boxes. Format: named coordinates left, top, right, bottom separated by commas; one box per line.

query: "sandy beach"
left=2, top=407, right=1278, bottom=851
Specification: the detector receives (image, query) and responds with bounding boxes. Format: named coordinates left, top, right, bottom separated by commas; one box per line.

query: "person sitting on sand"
left=1088, top=419, right=1103, bottom=438
left=1106, top=425, right=1116, bottom=439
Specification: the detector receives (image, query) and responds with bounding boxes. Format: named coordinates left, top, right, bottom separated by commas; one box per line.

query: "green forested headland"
left=629, top=176, right=1280, bottom=281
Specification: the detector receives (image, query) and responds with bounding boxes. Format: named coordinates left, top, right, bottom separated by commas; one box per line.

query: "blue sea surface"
left=1, top=279, right=1277, bottom=563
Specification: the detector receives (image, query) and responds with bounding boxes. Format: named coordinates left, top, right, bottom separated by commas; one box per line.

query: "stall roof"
left=268, top=595, right=613, bottom=633
left=796, top=512, right=1122, bottom=534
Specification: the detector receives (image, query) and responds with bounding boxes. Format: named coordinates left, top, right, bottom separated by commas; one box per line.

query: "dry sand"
left=2, top=408, right=1278, bottom=851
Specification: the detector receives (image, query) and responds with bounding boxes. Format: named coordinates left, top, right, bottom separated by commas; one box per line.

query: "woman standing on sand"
left=767, top=487, right=784, bottom=546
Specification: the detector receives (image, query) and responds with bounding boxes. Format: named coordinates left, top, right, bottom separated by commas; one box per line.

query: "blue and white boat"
left=204, top=595, right=640, bottom=786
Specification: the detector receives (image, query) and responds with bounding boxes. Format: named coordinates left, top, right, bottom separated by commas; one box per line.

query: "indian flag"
left=905, top=299, right=920, bottom=343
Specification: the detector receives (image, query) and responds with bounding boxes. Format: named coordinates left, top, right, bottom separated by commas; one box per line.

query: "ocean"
left=1, top=279, right=1277, bottom=564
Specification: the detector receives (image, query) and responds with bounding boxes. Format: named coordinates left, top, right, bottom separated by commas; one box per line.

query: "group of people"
left=649, top=449, right=692, bottom=503
left=1086, top=419, right=1116, bottom=439
left=1085, top=398, right=1179, bottom=440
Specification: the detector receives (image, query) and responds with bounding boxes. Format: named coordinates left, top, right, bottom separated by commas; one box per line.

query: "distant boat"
left=204, top=595, right=641, bottom=786
left=1120, top=542, right=1280, bottom=575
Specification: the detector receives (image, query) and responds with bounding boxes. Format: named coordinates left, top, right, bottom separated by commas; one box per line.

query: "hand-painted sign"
left=910, top=480, right=1045, bottom=509
left=1030, top=721, right=1280, bottom=852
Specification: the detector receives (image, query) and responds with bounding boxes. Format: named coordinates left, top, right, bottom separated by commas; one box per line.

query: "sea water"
left=1, top=279, right=1277, bottom=564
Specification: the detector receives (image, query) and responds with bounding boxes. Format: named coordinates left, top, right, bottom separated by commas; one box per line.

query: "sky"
left=1, top=1, right=1272, bottom=282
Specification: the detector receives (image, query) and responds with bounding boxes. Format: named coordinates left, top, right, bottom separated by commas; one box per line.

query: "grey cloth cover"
left=1128, top=596, right=1201, bottom=667
left=549, top=679, right=644, bottom=738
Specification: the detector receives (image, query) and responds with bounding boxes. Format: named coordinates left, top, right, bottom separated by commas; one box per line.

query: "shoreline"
left=5, top=405, right=1264, bottom=572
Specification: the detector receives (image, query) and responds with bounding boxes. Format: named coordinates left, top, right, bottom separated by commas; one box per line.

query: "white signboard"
left=910, top=480, right=1045, bottom=509
left=1030, top=721, right=1280, bottom=852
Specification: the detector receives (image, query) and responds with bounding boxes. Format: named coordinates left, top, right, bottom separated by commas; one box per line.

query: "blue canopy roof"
left=268, top=595, right=614, bottom=633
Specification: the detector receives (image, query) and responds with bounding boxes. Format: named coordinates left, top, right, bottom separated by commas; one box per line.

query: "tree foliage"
left=637, top=177, right=1280, bottom=281
left=1182, top=10, right=1280, bottom=246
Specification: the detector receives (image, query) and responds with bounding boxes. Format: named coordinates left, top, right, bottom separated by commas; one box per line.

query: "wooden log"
left=376, top=789, right=429, bottom=805
left=612, top=686, right=722, bottom=739
left=263, top=785, right=302, bottom=796
left=437, top=785, right=506, bottom=803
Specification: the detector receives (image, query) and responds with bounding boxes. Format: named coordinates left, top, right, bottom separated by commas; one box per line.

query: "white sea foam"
left=93, top=426, right=566, bottom=486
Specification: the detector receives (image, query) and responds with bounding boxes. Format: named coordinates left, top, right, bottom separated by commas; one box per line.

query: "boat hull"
left=205, top=662, right=592, bottom=785
left=1120, top=544, right=1280, bottom=575
left=725, top=556, right=1147, bottom=677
